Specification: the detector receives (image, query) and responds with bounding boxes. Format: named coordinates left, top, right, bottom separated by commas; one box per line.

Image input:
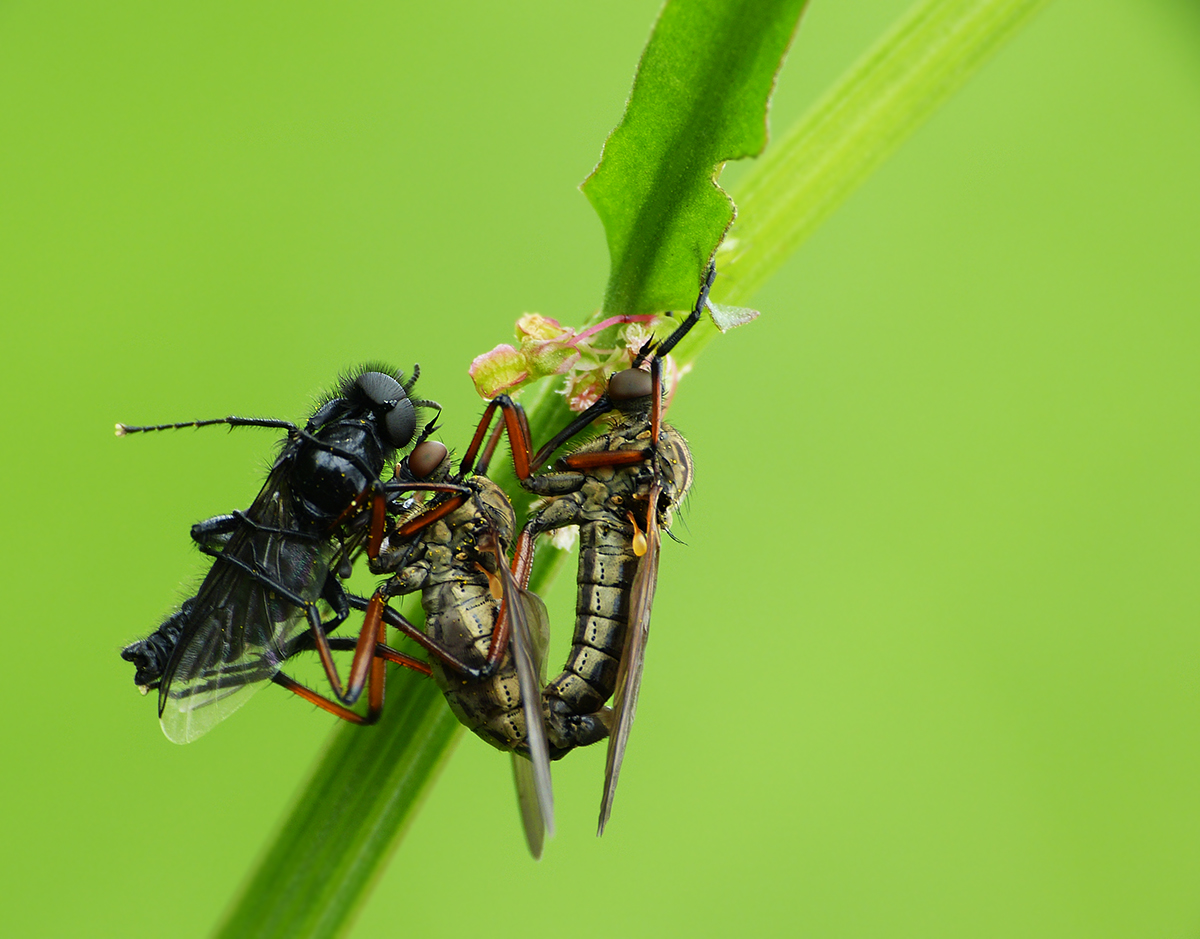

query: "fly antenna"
left=115, top=416, right=297, bottom=437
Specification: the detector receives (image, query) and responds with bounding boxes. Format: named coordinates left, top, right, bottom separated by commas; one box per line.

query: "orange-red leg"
left=271, top=638, right=430, bottom=725
left=361, top=591, right=503, bottom=679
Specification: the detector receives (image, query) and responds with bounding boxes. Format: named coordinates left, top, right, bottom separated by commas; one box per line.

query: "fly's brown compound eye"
left=408, top=440, right=448, bottom=479
left=608, top=368, right=653, bottom=401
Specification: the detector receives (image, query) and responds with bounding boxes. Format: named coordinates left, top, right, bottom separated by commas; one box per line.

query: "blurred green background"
left=2, top=0, right=1199, bottom=935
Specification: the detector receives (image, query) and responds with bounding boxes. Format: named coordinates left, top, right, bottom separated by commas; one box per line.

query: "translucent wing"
left=511, top=756, right=544, bottom=860
left=157, top=474, right=336, bottom=744
left=598, top=483, right=662, bottom=834
left=500, top=558, right=555, bottom=857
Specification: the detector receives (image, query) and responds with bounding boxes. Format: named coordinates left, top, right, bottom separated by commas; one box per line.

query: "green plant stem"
left=214, top=649, right=460, bottom=938
left=721, top=0, right=1051, bottom=304
left=214, top=556, right=571, bottom=938
left=215, top=1, right=1050, bottom=934
left=673, top=0, right=1051, bottom=366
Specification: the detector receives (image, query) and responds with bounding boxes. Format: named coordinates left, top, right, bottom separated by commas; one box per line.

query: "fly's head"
left=345, top=369, right=418, bottom=457
left=376, top=440, right=451, bottom=554
left=397, top=439, right=451, bottom=484
left=311, top=364, right=441, bottom=468
left=605, top=366, right=658, bottom=421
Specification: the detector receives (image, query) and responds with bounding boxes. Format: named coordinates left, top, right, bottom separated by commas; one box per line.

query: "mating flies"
left=478, top=264, right=713, bottom=833
left=358, top=425, right=555, bottom=856
left=118, top=366, right=440, bottom=743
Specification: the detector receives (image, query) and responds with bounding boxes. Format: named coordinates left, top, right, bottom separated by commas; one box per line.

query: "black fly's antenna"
left=115, top=416, right=298, bottom=436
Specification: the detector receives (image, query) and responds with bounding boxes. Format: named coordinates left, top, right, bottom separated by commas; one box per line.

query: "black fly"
left=119, top=365, right=439, bottom=743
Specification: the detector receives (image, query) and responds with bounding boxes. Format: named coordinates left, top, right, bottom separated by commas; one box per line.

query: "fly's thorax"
left=370, top=512, right=450, bottom=580
left=653, top=423, right=694, bottom=527
left=413, top=480, right=513, bottom=568
left=423, top=542, right=464, bottom=579
left=580, top=477, right=614, bottom=518
left=291, top=420, right=385, bottom=524
left=469, top=477, right=516, bottom=548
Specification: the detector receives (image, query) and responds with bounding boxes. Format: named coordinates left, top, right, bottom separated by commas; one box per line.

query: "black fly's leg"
left=188, top=515, right=239, bottom=555
left=193, top=540, right=310, bottom=598
left=189, top=514, right=241, bottom=538
left=187, top=542, right=364, bottom=704
left=191, top=511, right=324, bottom=546
left=320, top=570, right=351, bottom=638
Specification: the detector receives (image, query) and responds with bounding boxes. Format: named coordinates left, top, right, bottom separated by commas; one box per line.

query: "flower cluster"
left=470, top=312, right=666, bottom=411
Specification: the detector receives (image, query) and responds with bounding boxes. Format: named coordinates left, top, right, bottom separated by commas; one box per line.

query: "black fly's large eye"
left=354, top=371, right=416, bottom=448
left=383, top=397, right=416, bottom=448
left=608, top=368, right=653, bottom=401
left=356, top=371, right=404, bottom=407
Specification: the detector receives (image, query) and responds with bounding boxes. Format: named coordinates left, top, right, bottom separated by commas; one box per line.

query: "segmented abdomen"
left=543, top=517, right=639, bottom=716
left=423, top=577, right=530, bottom=753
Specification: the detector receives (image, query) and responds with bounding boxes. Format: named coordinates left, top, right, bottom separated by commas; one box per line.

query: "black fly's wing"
left=598, top=482, right=662, bottom=835
left=500, top=558, right=555, bottom=858
left=157, top=465, right=335, bottom=744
